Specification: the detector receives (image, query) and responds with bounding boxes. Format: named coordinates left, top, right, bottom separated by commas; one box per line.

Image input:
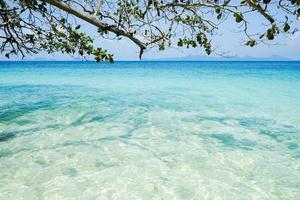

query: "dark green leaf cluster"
left=0, top=0, right=113, bottom=62
left=41, top=24, right=113, bottom=62
left=177, top=32, right=211, bottom=55
left=233, top=13, right=243, bottom=23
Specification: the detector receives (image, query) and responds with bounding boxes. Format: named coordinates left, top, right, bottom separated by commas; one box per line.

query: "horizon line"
left=1, top=60, right=300, bottom=62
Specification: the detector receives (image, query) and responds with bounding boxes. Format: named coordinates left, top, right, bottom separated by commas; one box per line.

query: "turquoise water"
left=0, top=61, right=300, bottom=199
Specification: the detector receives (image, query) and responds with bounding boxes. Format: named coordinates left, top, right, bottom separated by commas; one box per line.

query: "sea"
left=0, top=61, right=300, bottom=199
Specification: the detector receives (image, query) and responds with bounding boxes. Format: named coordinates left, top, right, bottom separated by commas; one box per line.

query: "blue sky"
left=107, top=12, right=300, bottom=61
left=11, top=26, right=298, bottom=61
left=33, top=22, right=300, bottom=61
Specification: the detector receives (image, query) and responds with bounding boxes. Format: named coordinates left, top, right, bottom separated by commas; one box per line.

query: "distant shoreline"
left=0, top=60, right=300, bottom=62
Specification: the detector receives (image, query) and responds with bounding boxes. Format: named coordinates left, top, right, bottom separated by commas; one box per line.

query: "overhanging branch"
left=245, top=0, right=275, bottom=24
left=93, top=0, right=103, bottom=17
left=44, top=0, right=147, bottom=50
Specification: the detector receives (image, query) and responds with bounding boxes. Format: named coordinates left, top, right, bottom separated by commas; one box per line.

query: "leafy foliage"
left=0, top=0, right=299, bottom=61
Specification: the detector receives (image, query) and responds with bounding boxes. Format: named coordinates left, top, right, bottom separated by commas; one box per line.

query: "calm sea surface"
left=0, top=61, right=300, bottom=199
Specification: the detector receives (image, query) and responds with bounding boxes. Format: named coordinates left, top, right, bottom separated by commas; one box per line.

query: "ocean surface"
left=0, top=61, right=300, bottom=199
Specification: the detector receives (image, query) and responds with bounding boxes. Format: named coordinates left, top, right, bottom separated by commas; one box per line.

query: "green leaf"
left=234, top=13, right=243, bottom=23
left=259, top=34, right=265, bottom=39
left=159, top=43, right=165, bottom=51
left=246, top=40, right=256, bottom=47
left=267, top=33, right=274, bottom=40
left=177, top=39, right=183, bottom=47
left=283, top=23, right=290, bottom=32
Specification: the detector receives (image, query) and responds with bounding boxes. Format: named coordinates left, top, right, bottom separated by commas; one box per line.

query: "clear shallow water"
left=0, top=61, right=300, bottom=199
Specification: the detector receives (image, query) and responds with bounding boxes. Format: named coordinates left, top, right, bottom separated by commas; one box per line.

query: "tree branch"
left=93, top=0, right=103, bottom=17
left=245, top=0, right=275, bottom=24
left=44, top=0, right=147, bottom=50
